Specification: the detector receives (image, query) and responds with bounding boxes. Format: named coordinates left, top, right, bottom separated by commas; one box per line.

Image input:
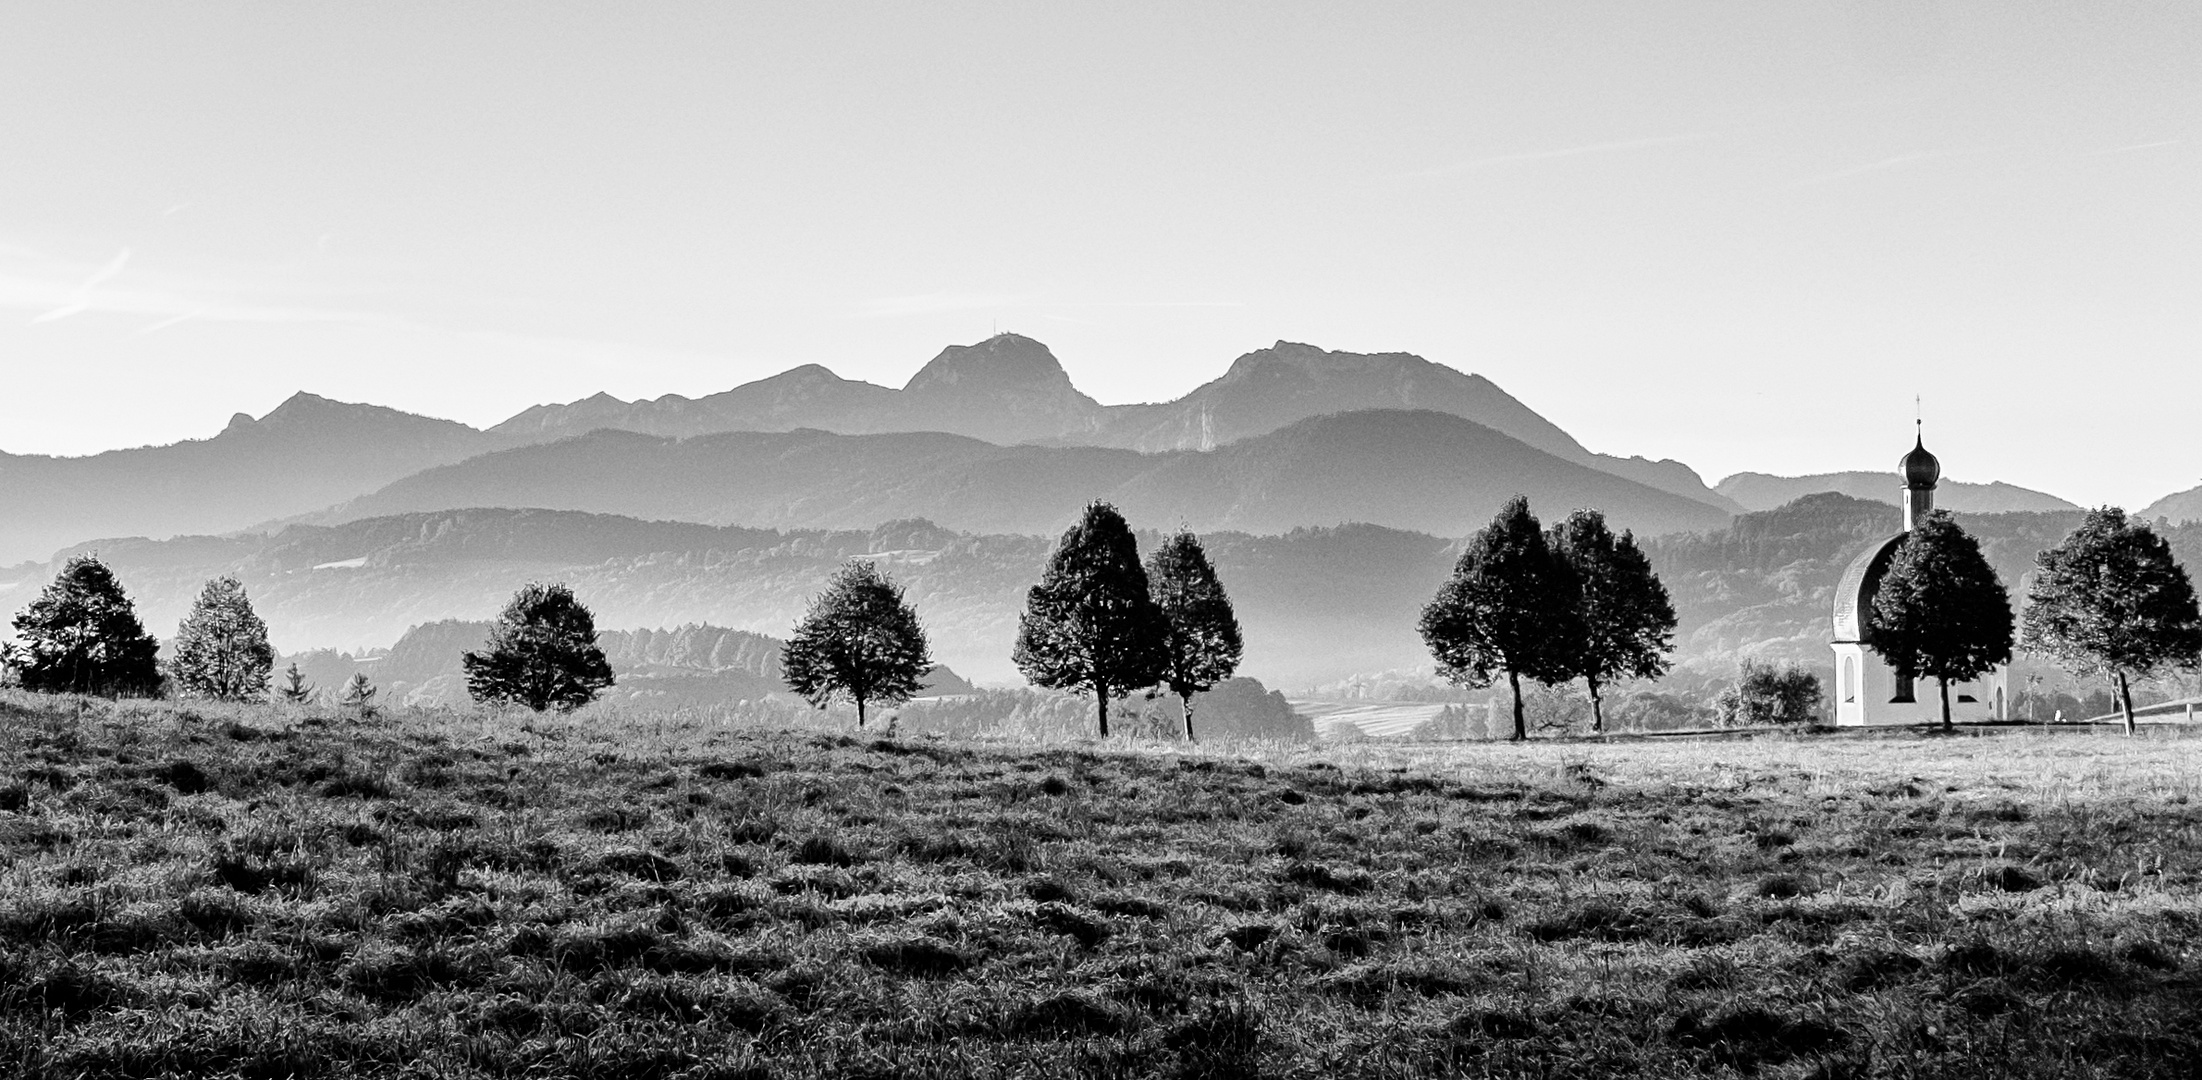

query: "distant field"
left=3, top=692, right=2200, bottom=1078
left=1288, top=701, right=1450, bottom=739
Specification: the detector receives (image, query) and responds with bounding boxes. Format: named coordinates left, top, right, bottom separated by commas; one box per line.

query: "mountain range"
left=1715, top=471, right=2081, bottom=514
left=0, top=335, right=1742, bottom=565
left=494, top=336, right=1738, bottom=510
left=0, top=332, right=2159, bottom=588
left=305, top=408, right=1734, bottom=541
left=0, top=393, right=493, bottom=567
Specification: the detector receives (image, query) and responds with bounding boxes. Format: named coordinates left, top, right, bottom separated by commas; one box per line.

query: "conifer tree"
left=782, top=560, right=932, bottom=728
left=463, top=583, right=616, bottom=712
left=1549, top=510, right=1676, bottom=733
left=5, top=555, right=162, bottom=697
left=1419, top=496, right=1580, bottom=741
left=1867, top=511, right=2013, bottom=730
left=277, top=662, right=314, bottom=704
left=2022, top=507, right=2202, bottom=734
left=1145, top=529, right=1243, bottom=742
left=337, top=672, right=379, bottom=718
left=171, top=576, right=276, bottom=701
left=1013, top=502, right=1170, bottom=738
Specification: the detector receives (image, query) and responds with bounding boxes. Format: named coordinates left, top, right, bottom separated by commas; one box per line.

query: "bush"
left=1713, top=661, right=1823, bottom=727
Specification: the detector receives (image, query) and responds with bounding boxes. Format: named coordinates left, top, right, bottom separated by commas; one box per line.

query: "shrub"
left=1713, top=661, right=1824, bottom=727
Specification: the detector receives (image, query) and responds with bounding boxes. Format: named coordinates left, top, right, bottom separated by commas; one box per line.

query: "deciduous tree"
left=1419, top=496, right=1580, bottom=741
left=1549, top=510, right=1675, bottom=733
left=1867, top=511, right=2013, bottom=730
left=782, top=560, right=932, bottom=728
left=5, top=555, right=161, bottom=697
left=171, top=576, right=275, bottom=701
left=1013, top=502, right=1170, bottom=738
left=1145, top=529, right=1243, bottom=742
left=463, top=583, right=616, bottom=712
left=2022, top=507, right=2202, bottom=734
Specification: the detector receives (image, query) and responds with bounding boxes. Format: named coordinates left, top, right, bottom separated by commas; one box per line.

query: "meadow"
left=3, top=690, right=2199, bottom=1079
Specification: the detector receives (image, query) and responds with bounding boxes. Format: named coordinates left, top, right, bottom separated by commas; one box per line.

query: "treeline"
left=8, top=494, right=2199, bottom=741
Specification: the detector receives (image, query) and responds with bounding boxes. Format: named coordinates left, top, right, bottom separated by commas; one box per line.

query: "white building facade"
left=1828, top=433, right=2010, bottom=726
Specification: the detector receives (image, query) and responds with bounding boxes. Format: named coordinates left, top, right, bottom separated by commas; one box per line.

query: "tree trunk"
left=1096, top=681, right=1110, bottom=739
left=1182, top=691, right=1197, bottom=743
left=856, top=696, right=867, bottom=729
left=1508, top=669, right=1526, bottom=743
left=1587, top=678, right=1604, bottom=734
left=1939, top=676, right=1952, bottom=732
left=2117, top=670, right=2136, bottom=736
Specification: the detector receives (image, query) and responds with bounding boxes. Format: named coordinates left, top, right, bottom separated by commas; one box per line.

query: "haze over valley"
left=10, top=330, right=2198, bottom=694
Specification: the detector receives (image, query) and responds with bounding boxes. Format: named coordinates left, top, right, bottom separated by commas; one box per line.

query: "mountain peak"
left=902, top=333, right=1074, bottom=395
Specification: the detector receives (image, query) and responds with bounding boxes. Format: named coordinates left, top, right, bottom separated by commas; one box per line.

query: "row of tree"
left=11, top=500, right=2196, bottom=740
left=0, top=556, right=618, bottom=714
left=1418, top=497, right=1679, bottom=740
left=781, top=502, right=1245, bottom=740
left=1870, top=505, right=2202, bottom=733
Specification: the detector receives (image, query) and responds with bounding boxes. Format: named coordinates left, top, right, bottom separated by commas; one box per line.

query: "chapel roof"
left=1831, top=532, right=1905, bottom=642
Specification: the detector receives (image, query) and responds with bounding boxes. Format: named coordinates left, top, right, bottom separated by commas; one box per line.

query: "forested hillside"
left=11, top=499, right=2196, bottom=691
left=313, top=410, right=1732, bottom=541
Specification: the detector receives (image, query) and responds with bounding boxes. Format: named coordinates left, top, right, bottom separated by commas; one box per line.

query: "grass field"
left=3, top=691, right=2199, bottom=1079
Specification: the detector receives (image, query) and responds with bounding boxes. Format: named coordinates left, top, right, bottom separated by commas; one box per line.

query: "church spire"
left=1898, top=413, right=1941, bottom=530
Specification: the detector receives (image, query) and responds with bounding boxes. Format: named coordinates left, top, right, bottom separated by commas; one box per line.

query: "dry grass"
left=2, top=689, right=2199, bottom=1079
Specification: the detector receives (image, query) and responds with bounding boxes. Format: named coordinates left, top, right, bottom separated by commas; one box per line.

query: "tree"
left=1145, top=529, right=1243, bottom=742
left=1713, top=661, right=1823, bottom=727
left=1419, top=496, right=1581, bottom=741
left=337, top=673, right=379, bottom=719
left=1548, top=510, right=1676, bottom=733
left=782, top=560, right=933, bottom=728
left=5, top=555, right=161, bottom=697
left=2021, top=507, right=2202, bottom=735
left=277, top=662, right=315, bottom=704
left=170, top=576, right=275, bottom=702
left=1866, top=511, right=2013, bottom=730
left=1013, top=502, right=1170, bottom=738
left=463, top=582, right=616, bottom=712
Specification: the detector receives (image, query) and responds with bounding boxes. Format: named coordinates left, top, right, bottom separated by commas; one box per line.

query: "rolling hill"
left=0, top=393, right=496, bottom=565
left=0, top=510, right=1458, bottom=687
left=1715, top=471, right=2080, bottom=514
left=16, top=496, right=2192, bottom=694
left=310, top=409, right=1736, bottom=541
left=2140, top=484, right=2202, bottom=525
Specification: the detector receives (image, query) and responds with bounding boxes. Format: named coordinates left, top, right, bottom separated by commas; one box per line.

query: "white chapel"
left=1828, top=431, right=2011, bottom=726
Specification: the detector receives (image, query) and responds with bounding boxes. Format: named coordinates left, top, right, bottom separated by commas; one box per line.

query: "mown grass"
left=2, top=690, right=2199, bottom=1079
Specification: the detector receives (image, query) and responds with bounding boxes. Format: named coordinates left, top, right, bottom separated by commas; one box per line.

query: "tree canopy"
left=2021, top=507, right=2202, bottom=734
left=1145, top=529, right=1243, bottom=742
left=1013, top=502, right=1170, bottom=738
left=1549, top=509, right=1675, bottom=732
left=463, top=582, right=616, bottom=712
left=782, top=560, right=933, bottom=728
left=1419, top=496, right=1581, bottom=741
left=171, top=575, right=276, bottom=702
left=5, top=555, right=162, bottom=697
left=1867, top=511, right=2013, bottom=730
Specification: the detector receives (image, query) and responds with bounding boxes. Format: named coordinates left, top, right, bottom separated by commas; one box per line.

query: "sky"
left=0, top=1, right=2196, bottom=508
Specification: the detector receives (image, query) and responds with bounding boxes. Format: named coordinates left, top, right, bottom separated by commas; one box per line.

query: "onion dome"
left=1899, top=432, right=1940, bottom=490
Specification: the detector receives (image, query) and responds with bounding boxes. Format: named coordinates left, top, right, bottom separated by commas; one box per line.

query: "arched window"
left=1842, top=657, right=1856, bottom=703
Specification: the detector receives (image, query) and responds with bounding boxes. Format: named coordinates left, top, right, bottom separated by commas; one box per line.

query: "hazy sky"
left=1, top=2, right=2195, bottom=507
